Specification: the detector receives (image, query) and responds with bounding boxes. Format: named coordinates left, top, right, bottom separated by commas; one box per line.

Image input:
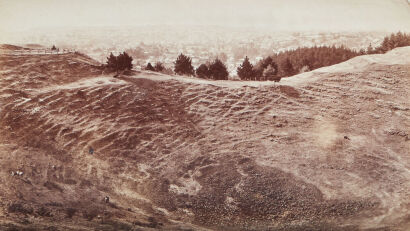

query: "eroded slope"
left=0, top=46, right=409, bottom=230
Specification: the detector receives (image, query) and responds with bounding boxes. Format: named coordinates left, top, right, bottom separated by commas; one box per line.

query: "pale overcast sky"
left=1, top=0, right=410, bottom=33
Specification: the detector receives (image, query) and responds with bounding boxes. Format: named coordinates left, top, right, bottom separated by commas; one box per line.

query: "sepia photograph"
left=0, top=0, right=409, bottom=230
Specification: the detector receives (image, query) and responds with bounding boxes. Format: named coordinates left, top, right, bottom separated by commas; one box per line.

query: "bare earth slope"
left=0, top=46, right=409, bottom=230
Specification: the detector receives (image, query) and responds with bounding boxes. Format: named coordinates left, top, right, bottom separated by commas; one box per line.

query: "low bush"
left=65, top=207, right=77, bottom=218
left=7, top=203, right=33, bottom=215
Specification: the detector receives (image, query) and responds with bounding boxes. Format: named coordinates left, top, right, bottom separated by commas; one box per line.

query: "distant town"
left=5, top=26, right=387, bottom=77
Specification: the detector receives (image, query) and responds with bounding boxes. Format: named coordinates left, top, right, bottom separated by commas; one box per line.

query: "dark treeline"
left=235, top=46, right=359, bottom=81
left=266, top=45, right=359, bottom=77
left=171, top=53, right=229, bottom=80
left=367, top=31, right=410, bottom=54
left=106, top=32, right=410, bottom=81
left=244, top=31, right=410, bottom=81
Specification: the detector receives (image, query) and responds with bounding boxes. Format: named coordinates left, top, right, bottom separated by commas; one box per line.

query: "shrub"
left=65, top=208, right=77, bottom=218
left=36, top=207, right=52, bottom=217
left=146, top=62, right=173, bottom=74
left=154, top=62, right=165, bottom=72
left=174, top=53, right=194, bottom=76
left=196, top=64, right=210, bottom=78
left=82, top=209, right=99, bottom=221
left=43, top=181, right=63, bottom=192
left=7, top=203, right=33, bottom=214
left=117, top=52, right=133, bottom=70
left=145, top=62, right=155, bottom=71
left=106, top=52, right=133, bottom=72
left=161, top=67, right=174, bottom=75
left=209, top=58, right=229, bottom=80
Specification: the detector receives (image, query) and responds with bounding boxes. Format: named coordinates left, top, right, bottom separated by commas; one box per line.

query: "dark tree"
left=154, top=62, right=165, bottom=72
left=106, top=52, right=133, bottom=72
left=174, top=53, right=195, bottom=76
left=209, top=59, right=229, bottom=80
left=270, top=62, right=279, bottom=76
left=117, top=52, right=133, bottom=71
left=253, top=56, right=278, bottom=80
left=237, top=56, right=255, bottom=80
left=145, top=63, right=155, bottom=71
left=262, top=56, right=274, bottom=69
left=395, top=31, right=410, bottom=47
left=51, top=45, right=57, bottom=50
left=161, top=67, right=174, bottom=75
left=272, top=75, right=282, bottom=83
left=196, top=64, right=210, bottom=78
left=281, top=58, right=295, bottom=76
left=262, top=59, right=278, bottom=80
left=263, top=64, right=279, bottom=81
left=375, top=32, right=410, bottom=53
left=366, top=43, right=374, bottom=54
left=359, top=48, right=366, bottom=55
left=106, top=53, right=117, bottom=69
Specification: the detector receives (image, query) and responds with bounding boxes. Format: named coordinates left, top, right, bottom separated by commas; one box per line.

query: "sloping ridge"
left=283, top=46, right=410, bottom=86
left=0, top=46, right=409, bottom=230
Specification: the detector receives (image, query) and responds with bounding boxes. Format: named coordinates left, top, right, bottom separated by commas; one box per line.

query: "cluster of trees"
left=366, top=31, right=410, bottom=54
left=106, top=32, right=409, bottom=80
left=144, top=62, right=173, bottom=75
left=235, top=45, right=359, bottom=81
left=174, top=54, right=195, bottom=76
left=106, top=52, right=133, bottom=72
left=174, top=54, right=229, bottom=80
left=145, top=62, right=163, bottom=72
left=237, top=56, right=281, bottom=81
left=103, top=46, right=358, bottom=81
left=241, top=32, right=410, bottom=80
left=195, top=59, right=229, bottom=80
left=267, top=46, right=359, bottom=78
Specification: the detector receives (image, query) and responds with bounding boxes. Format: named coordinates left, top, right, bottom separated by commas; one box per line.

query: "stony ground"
left=0, top=45, right=409, bottom=230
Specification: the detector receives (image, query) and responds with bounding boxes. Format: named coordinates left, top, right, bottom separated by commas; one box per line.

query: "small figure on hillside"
left=344, top=136, right=350, bottom=140
left=104, top=196, right=110, bottom=203
left=89, top=147, right=94, bottom=155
